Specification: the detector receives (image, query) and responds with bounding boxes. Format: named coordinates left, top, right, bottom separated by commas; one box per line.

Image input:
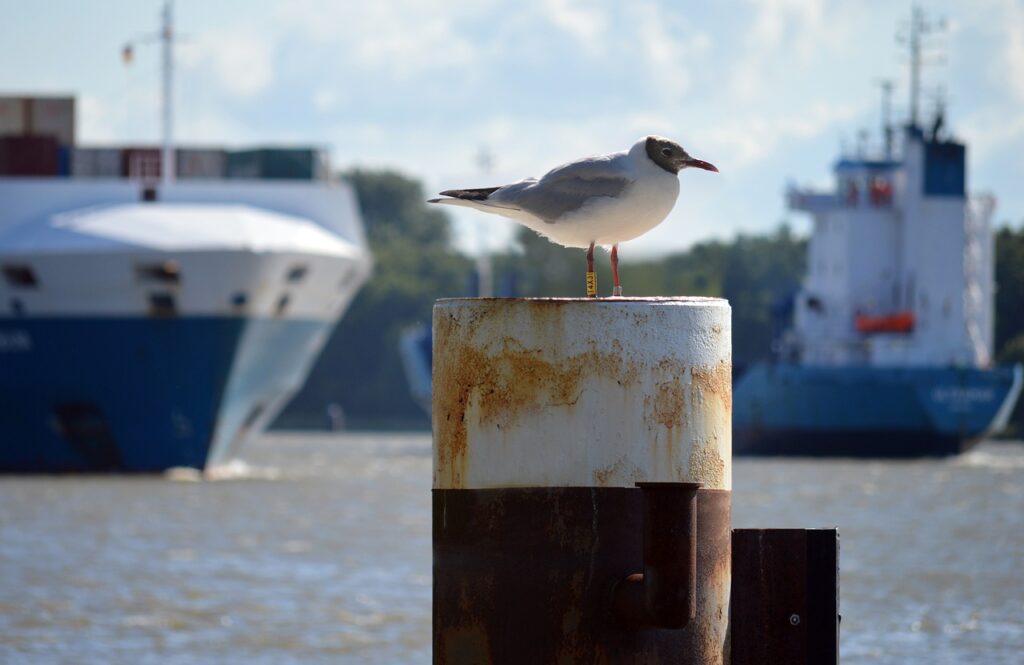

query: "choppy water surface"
left=1, top=434, right=1021, bottom=664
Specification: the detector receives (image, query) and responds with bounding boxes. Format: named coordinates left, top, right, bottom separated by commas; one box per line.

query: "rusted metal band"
left=433, top=487, right=731, bottom=665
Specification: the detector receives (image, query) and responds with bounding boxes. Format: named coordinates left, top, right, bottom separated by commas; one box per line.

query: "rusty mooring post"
left=432, top=297, right=732, bottom=664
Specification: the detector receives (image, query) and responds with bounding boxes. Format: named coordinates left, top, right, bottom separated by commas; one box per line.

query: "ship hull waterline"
left=0, top=315, right=334, bottom=473
left=733, top=363, right=1022, bottom=458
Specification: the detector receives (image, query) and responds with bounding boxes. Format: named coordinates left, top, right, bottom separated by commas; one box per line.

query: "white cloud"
left=275, top=1, right=479, bottom=78
left=698, top=101, right=862, bottom=172
left=541, top=0, right=608, bottom=53
left=727, top=0, right=856, bottom=103
left=1005, top=4, right=1024, bottom=102
left=192, top=31, right=275, bottom=98
left=312, top=87, right=338, bottom=113
left=629, top=2, right=711, bottom=103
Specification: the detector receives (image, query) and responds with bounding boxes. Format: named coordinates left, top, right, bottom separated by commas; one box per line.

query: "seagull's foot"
left=612, top=286, right=623, bottom=297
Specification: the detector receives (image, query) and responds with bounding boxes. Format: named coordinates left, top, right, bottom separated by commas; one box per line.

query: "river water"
left=1, top=433, right=1021, bottom=664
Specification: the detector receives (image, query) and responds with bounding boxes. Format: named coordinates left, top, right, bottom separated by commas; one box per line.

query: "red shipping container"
left=0, top=135, right=60, bottom=176
left=121, top=147, right=161, bottom=179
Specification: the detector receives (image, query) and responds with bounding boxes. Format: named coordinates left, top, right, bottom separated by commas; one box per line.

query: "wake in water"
left=164, top=459, right=283, bottom=482
left=953, top=441, right=1024, bottom=471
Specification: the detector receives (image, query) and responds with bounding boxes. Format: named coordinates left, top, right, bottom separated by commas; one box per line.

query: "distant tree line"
left=276, top=169, right=1024, bottom=436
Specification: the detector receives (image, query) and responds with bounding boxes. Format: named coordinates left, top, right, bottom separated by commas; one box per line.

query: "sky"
left=1, top=0, right=1022, bottom=257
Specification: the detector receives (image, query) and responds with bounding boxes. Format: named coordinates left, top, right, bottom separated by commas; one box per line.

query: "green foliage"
left=277, top=169, right=471, bottom=429
left=995, top=224, right=1024, bottom=436
left=279, top=168, right=1024, bottom=434
left=496, top=224, right=805, bottom=364
left=995, top=225, right=1024, bottom=353
left=996, top=333, right=1024, bottom=438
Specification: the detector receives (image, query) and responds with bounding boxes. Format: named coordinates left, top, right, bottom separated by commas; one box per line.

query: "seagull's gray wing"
left=489, top=153, right=634, bottom=223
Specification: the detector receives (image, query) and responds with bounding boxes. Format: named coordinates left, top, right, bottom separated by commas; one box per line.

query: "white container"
left=72, top=148, right=122, bottom=178
left=177, top=148, right=226, bottom=179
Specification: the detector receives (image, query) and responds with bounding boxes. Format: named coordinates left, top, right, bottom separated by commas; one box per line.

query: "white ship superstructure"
left=788, top=126, right=995, bottom=368
left=0, top=176, right=371, bottom=471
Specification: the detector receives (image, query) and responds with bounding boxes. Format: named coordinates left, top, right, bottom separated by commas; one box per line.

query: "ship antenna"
left=160, top=0, right=174, bottom=185
left=877, top=79, right=894, bottom=159
left=122, top=1, right=176, bottom=184
left=898, top=3, right=945, bottom=129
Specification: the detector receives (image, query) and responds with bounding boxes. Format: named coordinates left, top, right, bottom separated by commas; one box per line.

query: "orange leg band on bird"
left=586, top=242, right=597, bottom=298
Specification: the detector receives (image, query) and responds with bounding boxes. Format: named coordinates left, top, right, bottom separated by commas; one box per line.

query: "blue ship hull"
left=0, top=316, right=332, bottom=472
left=733, top=363, right=1023, bottom=457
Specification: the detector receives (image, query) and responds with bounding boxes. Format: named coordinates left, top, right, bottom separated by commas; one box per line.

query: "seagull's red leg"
left=611, top=244, right=622, bottom=297
left=586, top=242, right=597, bottom=298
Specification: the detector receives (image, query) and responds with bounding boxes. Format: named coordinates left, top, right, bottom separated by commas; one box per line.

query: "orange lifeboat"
left=855, top=311, right=915, bottom=333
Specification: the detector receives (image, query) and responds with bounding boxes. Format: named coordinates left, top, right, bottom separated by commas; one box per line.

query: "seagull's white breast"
left=535, top=163, right=680, bottom=249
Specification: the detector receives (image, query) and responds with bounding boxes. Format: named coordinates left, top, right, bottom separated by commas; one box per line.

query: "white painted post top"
left=433, top=297, right=731, bottom=490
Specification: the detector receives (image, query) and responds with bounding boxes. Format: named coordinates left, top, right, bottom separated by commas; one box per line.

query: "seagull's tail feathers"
left=429, top=186, right=522, bottom=215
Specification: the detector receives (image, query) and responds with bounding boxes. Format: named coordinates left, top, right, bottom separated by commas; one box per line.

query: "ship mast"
left=902, top=3, right=944, bottom=129
left=878, top=79, right=894, bottom=159
left=123, top=0, right=177, bottom=184
left=161, top=0, right=175, bottom=184
left=908, top=5, right=922, bottom=128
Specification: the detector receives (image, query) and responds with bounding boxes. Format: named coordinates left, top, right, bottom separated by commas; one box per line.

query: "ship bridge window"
left=3, top=265, right=38, bottom=288
left=231, top=292, right=248, bottom=308
left=148, top=292, right=178, bottom=317
left=844, top=178, right=859, bottom=206
left=286, top=265, right=308, bottom=283
left=137, top=261, right=180, bottom=284
left=869, top=176, right=892, bottom=206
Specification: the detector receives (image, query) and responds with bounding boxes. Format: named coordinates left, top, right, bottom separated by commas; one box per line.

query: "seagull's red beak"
left=685, top=158, right=719, bottom=173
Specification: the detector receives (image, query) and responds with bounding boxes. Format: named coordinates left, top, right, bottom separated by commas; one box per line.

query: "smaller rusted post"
left=613, top=481, right=701, bottom=629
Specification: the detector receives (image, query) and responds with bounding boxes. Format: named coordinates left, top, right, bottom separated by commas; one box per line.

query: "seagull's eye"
left=661, top=148, right=672, bottom=156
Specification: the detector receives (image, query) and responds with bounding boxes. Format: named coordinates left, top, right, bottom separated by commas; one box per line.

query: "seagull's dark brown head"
left=645, top=135, right=718, bottom=175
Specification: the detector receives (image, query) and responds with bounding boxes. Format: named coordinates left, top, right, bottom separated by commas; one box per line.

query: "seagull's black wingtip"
left=439, top=186, right=500, bottom=201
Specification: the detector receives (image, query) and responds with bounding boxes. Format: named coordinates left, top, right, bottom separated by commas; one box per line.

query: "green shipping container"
left=226, top=148, right=325, bottom=180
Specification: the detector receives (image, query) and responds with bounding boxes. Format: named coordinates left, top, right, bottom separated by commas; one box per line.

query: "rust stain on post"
left=689, top=440, right=726, bottom=489
left=433, top=298, right=732, bottom=490
left=434, top=310, right=648, bottom=489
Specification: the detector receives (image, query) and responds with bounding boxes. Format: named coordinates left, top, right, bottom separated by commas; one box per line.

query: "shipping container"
left=72, top=147, right=122, bottom=177
left=121, top=147, right=162, bottom=179
left=0, top=97, right=28, bottom=136
left=0, top=96, right=75, bottom=146
left=226, top=148, right=327, bottom=180
left=177, top=147, right=226, bottom=179
left=57, top=146, right=70, bottom=176
left=28, top=97, right=75, bottom=146
left=0, top=135, right=60, bottom=176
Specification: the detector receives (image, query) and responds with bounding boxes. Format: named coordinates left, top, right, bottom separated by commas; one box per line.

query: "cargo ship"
left=0, top=101, right=371, bottom=472
left=733, top=10, right=1021, bottom=456
left=0, top=5, right=371, bottom=472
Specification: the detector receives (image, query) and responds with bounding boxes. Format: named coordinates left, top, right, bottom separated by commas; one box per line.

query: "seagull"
left=429, top=136, right=718, bottom=297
